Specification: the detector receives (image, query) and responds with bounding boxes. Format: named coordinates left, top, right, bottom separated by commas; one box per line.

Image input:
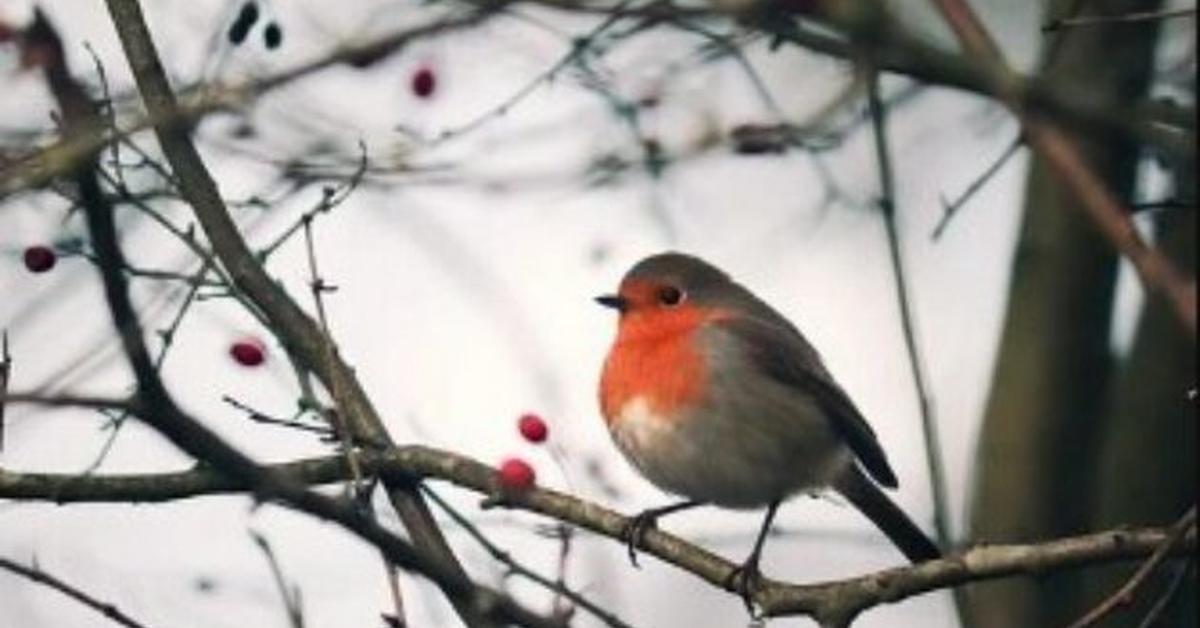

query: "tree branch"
left=1, top=441, right=1194, bottom=624
left=1066, top=506, right=1197, bottom=628
left=0, top=556, right=155, bottom=628
left=926, top=0, right=1197, bottom=336
left=1044, top=8, right=1196, bottom=31
left=5, top=2, right=1191, bottom=200
left=0, top=10, right=490, bottom=198
left=34, top=6, right=554, bottom=625
left=865, top=69, right=961, bottom=622
left=0, top=331, right=10, bottom=451
left=99, top=2, right=492, bottom=625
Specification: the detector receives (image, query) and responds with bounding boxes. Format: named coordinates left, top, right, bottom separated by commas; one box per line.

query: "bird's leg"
left=621, top=500, right=702, bottom=568
left=724, top=500, right=781, bottom=615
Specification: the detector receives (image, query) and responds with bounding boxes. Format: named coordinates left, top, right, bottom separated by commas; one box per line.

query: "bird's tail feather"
left=832, top=465, right=941, bottom=563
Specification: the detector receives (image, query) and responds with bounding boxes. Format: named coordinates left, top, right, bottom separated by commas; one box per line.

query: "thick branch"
left=38, top=6, right=551, bottom=624
left=0, top=445, right=1193, bottom=624
left=100, top=2, right=488, bottom=625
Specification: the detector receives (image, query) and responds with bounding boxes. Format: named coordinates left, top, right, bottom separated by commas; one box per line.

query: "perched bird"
left=596, top=252, right=940, bottom=608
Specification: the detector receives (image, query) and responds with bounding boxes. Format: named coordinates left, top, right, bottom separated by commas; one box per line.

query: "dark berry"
left=497, top=458, right=536, bottom=491
left=229, top=338, right=266, bottom=367
left=237, top=2, right=260, bottom=24
left=411, top=67, right=436, bottom=98
left=263, top=22, right=282, bottom=49
left=517, top=413, right=548, bottom=443
left=23, top=246, right=56, bottom=273
left=228, top=2, right=259, bottom=45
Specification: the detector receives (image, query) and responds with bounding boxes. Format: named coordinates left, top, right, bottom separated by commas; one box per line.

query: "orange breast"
left=599, top=305, right=723, bottom=424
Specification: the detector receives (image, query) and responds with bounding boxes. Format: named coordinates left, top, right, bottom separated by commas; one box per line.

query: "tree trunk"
left=965, top=1, right=1165, bottom=626
left=1078, top=170, right=1197, bottom=627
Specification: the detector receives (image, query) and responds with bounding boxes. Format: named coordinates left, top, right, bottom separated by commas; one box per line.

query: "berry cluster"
left=497, top=413, right=550, bottom=491
left=227, top=2, right=282, bottom=50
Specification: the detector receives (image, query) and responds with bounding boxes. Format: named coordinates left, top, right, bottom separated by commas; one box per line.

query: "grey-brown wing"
left=718, top=315, right=899, bottom=488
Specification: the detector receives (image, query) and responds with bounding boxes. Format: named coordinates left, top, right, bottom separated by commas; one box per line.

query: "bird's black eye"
left=657, top=285, right=684, bottom=307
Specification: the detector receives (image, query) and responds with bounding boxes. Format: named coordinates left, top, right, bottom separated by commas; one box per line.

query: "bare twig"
left=0, top=556, right=154, bottom=628
left=927, top=0, right=1198, bottom=336
left=250, top=531, right=306, bottom=628
left=1066, top=506, right=1197, bottom=628
left=866, top=71, right=961, bottom=626
left=1, top=10, right=493, bottom=198
left=932, top=134, right=1025, bottom=240
left=297, top=169, right=410, bottom=625
left=101, top=2, right=494, bottom=625
left=1134, top=562, right=1192, bottom=628
left=259, top=147, right=366, bottom=261
left=0, top=391, right=136, bottom=411
left=1044, top=8, right=1196, bottom=31
left=301, top=204, right=363, bottom=495
left=424, top=486, right=633, bottom=628
left=865, top=71, right=953, bottom=551
left=0, top=440, right=1194, bottom=624
left=381, top=562, right=407, bottom=628
left=42, top=5, right=554, bottom=625
left=222, top=395, right=334, bottom=437
left=1130, top=198, right=1195, bottom=213
left=0, top=330, right=10, bottom=451
left=434, top=4, right=631, bottom=142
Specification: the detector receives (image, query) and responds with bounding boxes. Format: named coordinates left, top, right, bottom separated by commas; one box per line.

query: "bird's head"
left=596, top=252, right=735, bottom=340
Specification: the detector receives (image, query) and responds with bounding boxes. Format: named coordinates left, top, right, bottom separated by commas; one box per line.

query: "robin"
left=596, top=252, right=940, bottom=608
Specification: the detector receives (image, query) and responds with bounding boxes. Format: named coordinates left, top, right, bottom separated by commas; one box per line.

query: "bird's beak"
left=594, top=294, right=627, bottom=312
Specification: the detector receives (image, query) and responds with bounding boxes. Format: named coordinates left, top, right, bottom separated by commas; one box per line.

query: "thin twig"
left=1134, top=562, right=1192, bottom=628
left=0, top=330, right=10, bottom=451
left=0, top=556, right=154, bottom=628
left=425, top=485, right=642, bottom=628
left=298, top=171, right=411, bottom=625
left=931, top=134, right=1025, bottom=240
left=866, top=70, right=963, bottom=626
left=433, top=3, right=631, bottom=142
left=927, top=0, right=1198, bottom=336
left=1066, top=506, right=1197, bottom=628
left=381, top=562, right=407, bottom=628
left=258, top=145, right=366, bottom=261
left=222, top=395, right=334, bottom=437
left=251, top=531, right=306, bottom=628
left=1, top=10, right=493, bottom=198
left=64, top=6, right=555, bottom=624
left=102, top=2, right=494, bottom=624
left=865, top=72, right=954, bottom=553
left=301, top=214, right=363, bottom=493
left=1044, top=8, right=1196, bottom=32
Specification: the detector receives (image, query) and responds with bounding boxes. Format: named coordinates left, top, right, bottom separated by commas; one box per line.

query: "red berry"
left=411, top=67, right=436, bottom=98
left=23, top=246, right=56, bottom=273
left=229, top=338, right=266, bottom=367
left=517, top=413, right=548, bottom=443
left=497, top=458, right=536, bottom=491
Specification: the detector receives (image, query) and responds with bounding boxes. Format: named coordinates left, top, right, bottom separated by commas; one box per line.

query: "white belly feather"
left=608, top=390, right=851, bottom=508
